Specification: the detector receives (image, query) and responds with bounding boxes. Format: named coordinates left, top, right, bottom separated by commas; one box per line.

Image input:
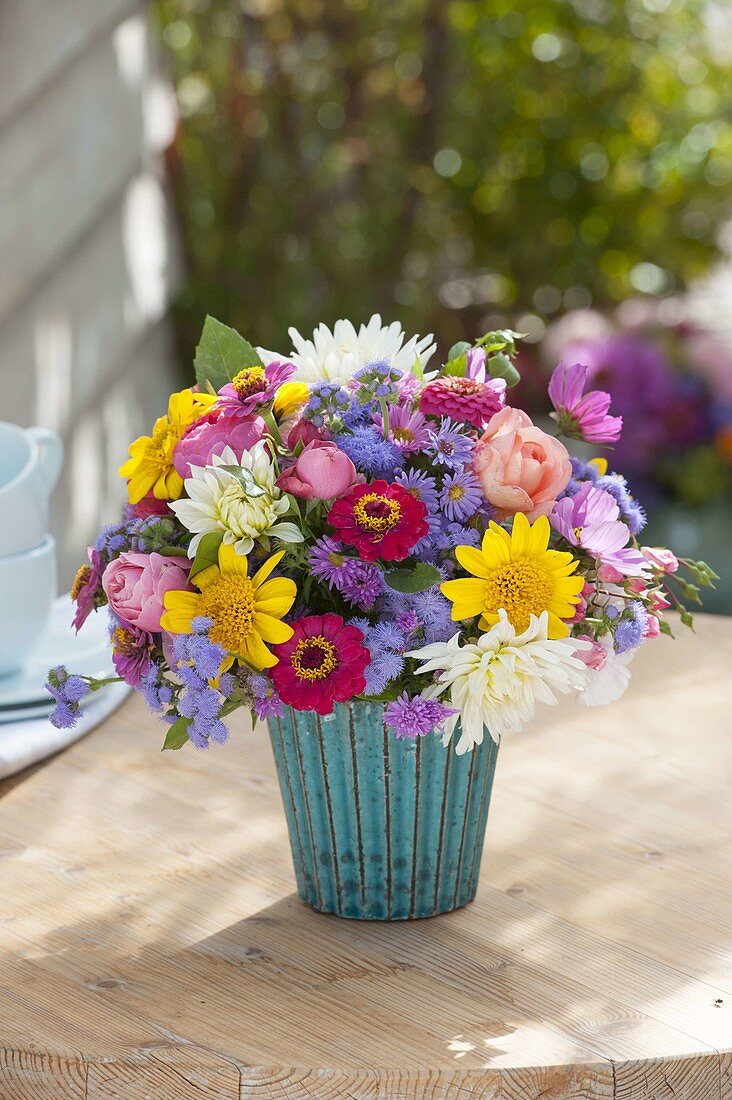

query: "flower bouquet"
left=49, top=315, right=716, bottom=920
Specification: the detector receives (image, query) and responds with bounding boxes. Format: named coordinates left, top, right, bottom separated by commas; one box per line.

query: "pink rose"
left=641, top=546, right=679, bottom=574
left=473, top=407, right=572, bottom=521
left=133, top=493, right=171, bottom=520
left=173, top=411, right=265, bottom=479
left=276, top=440, right=357, bottom=501
left=102, top=552, right=192, bottom=633
left=284, top=416, right=327, bottom=449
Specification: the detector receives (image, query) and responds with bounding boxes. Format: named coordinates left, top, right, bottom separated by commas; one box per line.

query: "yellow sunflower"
left=161, top=544, right=296, bottom=670
left=119, top=388, right=216, bottom=505
left=441, top=512, right=584, bottom=639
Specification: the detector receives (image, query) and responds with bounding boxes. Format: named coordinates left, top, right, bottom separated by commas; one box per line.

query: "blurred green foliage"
left=153, top=0, right=732, bottom=359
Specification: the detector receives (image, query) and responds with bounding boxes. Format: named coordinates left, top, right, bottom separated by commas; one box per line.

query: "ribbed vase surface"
left=268, top=700, right=499, bottom=920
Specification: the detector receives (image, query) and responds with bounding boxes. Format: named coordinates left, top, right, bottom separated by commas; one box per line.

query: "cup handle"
left=26, top=427, right=63, bottom=493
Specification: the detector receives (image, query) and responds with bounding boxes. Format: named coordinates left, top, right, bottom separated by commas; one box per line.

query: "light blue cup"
left=0, top=536, right=58, bottom=676
left=0, top=422, right=63, bottom=557
left=269, top=701, right=500, bottom=920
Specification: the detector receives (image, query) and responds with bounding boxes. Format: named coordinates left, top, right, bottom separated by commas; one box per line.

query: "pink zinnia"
left=551, top=483, right=649, bottom=577
left=548, top=362, right=622, bottom=444
left=270, top=613, right=371, bottom=715
left=419, top=374, right=506, bottom=430
left=217, top=359, right=296, bottom=418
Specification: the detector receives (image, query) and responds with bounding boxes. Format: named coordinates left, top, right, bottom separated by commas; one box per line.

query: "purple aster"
left=248, top=673, right=284, bottom=721
left=335, top=559, right=384, bottom=610
left=374, top=404, right=431, bottom=453
left=384, top=692, right=457, bottom=740
left=440, top=469, right=483, bottom=521
left=427, top=418, right=474, bottom=470
left=310, top=535, right=346, bottom=586
left=395, top=469, right=438, bottom=511
left=334, top=427, right=404, bottom=478
left=110, top=619, right=154, bottom=688
left=614, top=601, right=646, bottom=655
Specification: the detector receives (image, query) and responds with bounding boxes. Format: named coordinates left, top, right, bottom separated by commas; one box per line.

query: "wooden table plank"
left=0, top=613, right=730, bottom=1098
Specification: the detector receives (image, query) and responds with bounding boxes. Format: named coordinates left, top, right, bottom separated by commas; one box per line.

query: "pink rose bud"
left=473, top=407, right=572, bottom=521
left=641, top=546, right=679, bottom=574
left=597, top=563, right=624, bottom=584
left=133, top=493, right=171, bottom=520
left=648, top=591, right=671, bottom=614
left=643, top=615, right=661, bottom=639
left=276, top=440, right=357, bottom=501
left=285, top=416, right=326, bottom=450
left=102, top=552, right=193, bottom=633
left=569, top=595, right=588, bottom=623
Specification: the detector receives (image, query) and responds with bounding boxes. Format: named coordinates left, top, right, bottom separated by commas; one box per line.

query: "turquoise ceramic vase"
left=268, top=700, right=500, bottom=920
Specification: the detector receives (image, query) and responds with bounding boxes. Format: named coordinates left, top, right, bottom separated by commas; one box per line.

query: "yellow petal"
left=546, top=612, right=570, bottom=639
left=241, top=631, right=278, bottom=670
left=455, top=545, right=492, bottom=580
left=218, top=541, right=249, bottom=576
left=253, top=613, right=294, bottom=644
left=193, top=564, right=220, bottom=591
left=252, top=550, right=286, bottom=589
left=528, top=514, right=550, bottom=554
left=160, top=589, right=201, bottom=634
left=441, top=578, right=487, bottom=620
left=255, top=591, right=297, bottom=618
left=509, top=511, right=532, bottom=556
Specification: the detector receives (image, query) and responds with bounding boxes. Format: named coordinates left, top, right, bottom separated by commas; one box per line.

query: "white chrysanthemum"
left=170, top=443, right=303, bottom=558
left=576, top=636, right=634, bottom=707
left=259, top=314, right=437, bottom=385
left=407, top=610, right=590, bottom=754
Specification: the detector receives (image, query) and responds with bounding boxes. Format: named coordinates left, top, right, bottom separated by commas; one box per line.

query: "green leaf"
left=160, top=546, right=190, bottom=557
left=385, top=562, right=442, bottom=594
left=218, top=464, right=267, bottom=497
left=162, top=717, right=190, bottom=751
left=193, top=315, right=263, bottom=393
left=189, top=530, right=224, bottom=581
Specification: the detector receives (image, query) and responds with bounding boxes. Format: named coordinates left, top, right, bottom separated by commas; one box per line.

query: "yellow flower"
left=119, top=388, right=216, bottom=505
left=441, top=512, right=584, bottom=639
left=588, top=456, right=608, bottom=476
left=161, top=543, right=296, bottom=669
left=273, top=381, right=309, bottom=418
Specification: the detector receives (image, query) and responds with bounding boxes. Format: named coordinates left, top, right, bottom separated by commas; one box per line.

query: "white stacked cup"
left=0, top=423, right=63, bottom=676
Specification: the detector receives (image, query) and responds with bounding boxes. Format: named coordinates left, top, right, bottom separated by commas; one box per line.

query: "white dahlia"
left=407, top=610, right=589, bottom=754
left=259, top=314, right=437, bottom=386
left=576, top=636, right=634, bottom=707
left=170, top=443, right=303, bottom=558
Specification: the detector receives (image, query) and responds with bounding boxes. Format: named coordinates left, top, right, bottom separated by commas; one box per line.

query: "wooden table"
left=1, top=615, right=731, bottom=1099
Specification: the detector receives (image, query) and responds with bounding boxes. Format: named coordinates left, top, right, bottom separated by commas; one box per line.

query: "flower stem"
left=379, top=397, right=390, bottom=440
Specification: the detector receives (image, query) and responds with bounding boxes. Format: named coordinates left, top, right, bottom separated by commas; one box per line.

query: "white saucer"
left=0, top=595, right=114, bottom=709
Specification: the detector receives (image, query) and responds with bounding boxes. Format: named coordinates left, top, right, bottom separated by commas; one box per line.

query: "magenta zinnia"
left=419, top=375, right=506, bottom=430
left=548, top=362, right=622, bottom=444
left=270, top=613, right=371, bottom=715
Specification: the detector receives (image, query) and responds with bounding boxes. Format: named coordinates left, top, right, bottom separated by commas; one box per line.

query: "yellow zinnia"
left=441, top=512, right=584, bottom=639
left=119, top=388, right=216, bottom=504
left=161, top=544, right=296, bottom=670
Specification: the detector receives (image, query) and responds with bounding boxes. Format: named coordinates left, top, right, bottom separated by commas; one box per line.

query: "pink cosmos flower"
left=551, top=483, right=649, bottom=577
left=473, top=407, right=572, bottom=520
left=374, top=403, right=431, bottom=453
left=641, top=546, right=679, bottom=574
left=173, top=410, right=265, bottom=479
left=276, top=440, right=358, bottom=500
left=102, top=552, right=193, bottom=633
left=548, top=362, right=622, bottom=444
left=71, top=547, right=103, bottom=631
left=216, top=360, right=296, bottom=418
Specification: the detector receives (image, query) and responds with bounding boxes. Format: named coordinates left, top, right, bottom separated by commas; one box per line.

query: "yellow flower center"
left=448, top=484, right=465, bottom=502
left=483, top=559, right=553, bottom=633
left=71, top=564, right=91, bottom=600
left=574, top=526, right=583, bottom=542
left=232, top=366, right=267, bottom=401
left=393, top=426, right=415, bottom=443
left=291, top=635, right=338, bottom=681
left=197, top=573, right=256, bottom=654
left=353, top=493, right=401, bottom=535
left=112, top=626, right=138, bottom=656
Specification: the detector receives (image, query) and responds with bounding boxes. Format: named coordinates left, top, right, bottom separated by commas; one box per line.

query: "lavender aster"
left=440, top=469, right=483, bottom=521
left=335, top=559, right=384, bottom=610
left=384, top=692, right=457, bottom=740
left=427, top=418, right=474, bottom=470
